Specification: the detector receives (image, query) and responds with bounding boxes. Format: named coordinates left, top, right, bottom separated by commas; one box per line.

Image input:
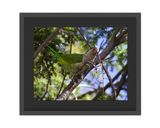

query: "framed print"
left=20, top=13, right=141, bottom=115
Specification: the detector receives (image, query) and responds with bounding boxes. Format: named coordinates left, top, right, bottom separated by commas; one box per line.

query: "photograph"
left=33, top=27, right=128, bottom=101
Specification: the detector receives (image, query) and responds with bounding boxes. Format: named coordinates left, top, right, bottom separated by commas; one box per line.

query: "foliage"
left=33, top=27, right=128, bottom=101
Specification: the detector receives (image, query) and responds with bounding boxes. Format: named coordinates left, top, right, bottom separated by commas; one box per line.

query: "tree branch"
left=34, top=28, right=60, bottom=59
left=115, top=69, right=128, bottom=97
left=101, top=64, right=116, bottom=100
left=72, top=64, right=127, bottom=100
left=104, top=64, right=127, bottom=91
left=96, top=49, right=116, bottom=100
left=56, top=27, right=125, bottom=100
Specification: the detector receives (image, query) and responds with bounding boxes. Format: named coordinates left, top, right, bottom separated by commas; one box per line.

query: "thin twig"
left=76, top=27, right=92, bottom=48
left=56, top=74, right=66, bottom=99
left=69, top=40, right=72, bottom=54
left=99, top=40, right=105, bottom=52
left=101, top=64, right=116, bottom=100
left=97, top=52, right=116, bottom=100
left=40, top=77, right=50, bottom=100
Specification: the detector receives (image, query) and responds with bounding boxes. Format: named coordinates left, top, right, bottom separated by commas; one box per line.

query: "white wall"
left=0, top=0, right=160, bottom=128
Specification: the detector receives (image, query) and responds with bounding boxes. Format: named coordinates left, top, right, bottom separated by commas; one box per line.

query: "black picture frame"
left=20, top=13, right=141, bottom=115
